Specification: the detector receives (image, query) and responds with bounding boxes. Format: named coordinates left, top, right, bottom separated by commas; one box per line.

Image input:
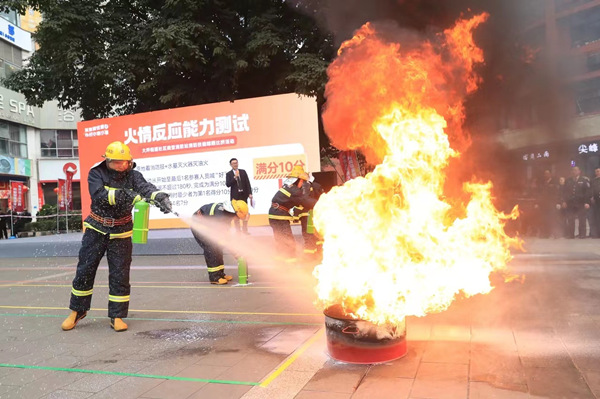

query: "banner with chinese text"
left=78, top=93, right=320, bottom=228
left=338, top=150, right=361, bottom=181
left=10, top=181, right=24, bottom=212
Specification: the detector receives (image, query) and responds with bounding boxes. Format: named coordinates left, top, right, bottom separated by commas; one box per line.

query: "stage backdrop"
left=77, top=93, right=320, bottom=228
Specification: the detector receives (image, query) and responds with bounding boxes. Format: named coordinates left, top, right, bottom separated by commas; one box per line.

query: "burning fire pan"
left=324, top=304, right=407, bottom=364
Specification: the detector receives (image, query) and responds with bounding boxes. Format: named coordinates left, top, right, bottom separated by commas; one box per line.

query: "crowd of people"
left=517, top=166, right=600, bottom=238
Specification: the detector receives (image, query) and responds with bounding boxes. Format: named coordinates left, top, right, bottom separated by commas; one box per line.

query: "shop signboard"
left=0, top=155, right=31, bottom=176
left=77, top=93, right=320, bottom=228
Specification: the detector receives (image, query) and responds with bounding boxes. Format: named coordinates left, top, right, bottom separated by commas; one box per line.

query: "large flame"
left=314, top=14, right=521, bottom=326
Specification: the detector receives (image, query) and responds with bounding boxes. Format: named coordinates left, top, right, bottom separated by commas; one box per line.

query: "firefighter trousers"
left=299, top=215, right=318, bottom=254
left=191, top=229, right=226, bottom=282
left=69, top=229, right=132, bottom=318
left=269, top=218, right=296, bottom=257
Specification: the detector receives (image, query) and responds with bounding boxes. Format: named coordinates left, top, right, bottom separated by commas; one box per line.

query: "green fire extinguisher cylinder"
left=307, top=209, right=314, bottom=234
left=132, top=200, right=150, bottom=244
left=238, top=257, right=248, bottom=285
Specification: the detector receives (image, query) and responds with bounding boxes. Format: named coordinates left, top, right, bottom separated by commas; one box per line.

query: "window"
left=556, top=0, right=595, bottom=13
left=0, top=121, right=27, bottom=158
left=575, top=77, right=600, bottom=114
left=40, top=130, right=78, bottom=158
left=570, top=7, right=600, bottom=47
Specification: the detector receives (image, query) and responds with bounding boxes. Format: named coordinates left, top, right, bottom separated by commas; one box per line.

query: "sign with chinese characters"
left=77, top=93, right=320, bottom=228
left=10, top=181, right=24, bottom=212
left=522, top=151, right=550, bottom=161
left=253, top=154, right=307, bottom=180
left=577, top=142, right=600, bottom=155
left=0, top=18, right=32, bottom=51
left=0, top=155, right=31, bottom=176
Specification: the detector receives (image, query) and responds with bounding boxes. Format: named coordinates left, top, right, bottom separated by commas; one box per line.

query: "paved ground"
left=0, top=233, right=599, bottom=398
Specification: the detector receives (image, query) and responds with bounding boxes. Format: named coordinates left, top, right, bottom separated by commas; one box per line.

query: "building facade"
left=500, top=0, right=600, bottom=181
left=0, top=9, right=81, bottom=216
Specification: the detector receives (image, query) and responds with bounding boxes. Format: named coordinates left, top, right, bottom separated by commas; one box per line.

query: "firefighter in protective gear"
left=292, top=174, right=324, bottom=257
left=61, top=141, right=171, bottom=332
left=269, top=166, right=317, bottom=259
left=191, top=200, right=249, bottom=284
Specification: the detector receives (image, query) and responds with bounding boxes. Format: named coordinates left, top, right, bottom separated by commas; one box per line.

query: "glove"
left=121, top=189, right=142, bottom=205
left=155, top=195, right=173, bottom=214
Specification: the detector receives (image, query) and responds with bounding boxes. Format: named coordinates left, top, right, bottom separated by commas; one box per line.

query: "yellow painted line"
left=0, top=305, right=322, bottom=317
left=0, top=269, right=76, bottom=288
left=259, top=328, right=324, bottom=387
left=0, top=284, right=286, bottom=290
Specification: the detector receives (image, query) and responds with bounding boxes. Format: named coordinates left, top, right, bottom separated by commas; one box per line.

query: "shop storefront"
left=0, top=85, right=80, bottom=216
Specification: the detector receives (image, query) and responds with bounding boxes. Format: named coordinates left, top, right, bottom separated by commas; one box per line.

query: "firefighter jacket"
left=293, top=181, right=324, bottom=219
left=84, top=161, right=164, bottom=238
left=563, top=175, right=591, bottom=207
left=269, top=184, right=317, bottom=221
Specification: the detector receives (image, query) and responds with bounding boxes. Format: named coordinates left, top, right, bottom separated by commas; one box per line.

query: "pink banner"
left=339, top=150, right=360, bottom=181
left=38, top=182, right=45, bottom=209
left=10, top=181, right=24, bottom=212
left=58, top=179, right=66, bottom=211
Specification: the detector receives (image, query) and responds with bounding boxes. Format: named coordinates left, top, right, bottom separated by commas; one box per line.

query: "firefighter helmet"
left=103, top=141, right=132, bottom=161
left=231, top=199, right=249, bottom=220
left=287, top=165, right=309, bottom=181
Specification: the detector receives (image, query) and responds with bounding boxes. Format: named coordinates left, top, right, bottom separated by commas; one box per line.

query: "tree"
left=1, top=0, right=334, bottom=120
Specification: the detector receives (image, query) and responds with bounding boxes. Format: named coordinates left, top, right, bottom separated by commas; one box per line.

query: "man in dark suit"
left=225, top=158, right=253, bottom=234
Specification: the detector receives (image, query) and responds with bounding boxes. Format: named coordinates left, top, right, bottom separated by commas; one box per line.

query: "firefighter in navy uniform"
left=269, top=166, right=317, bottom=260
left=191, top=200, right=249, bottom=284
left=61, top=141, right=172, bottom=332
left=292, top=175, right=324, bottom=258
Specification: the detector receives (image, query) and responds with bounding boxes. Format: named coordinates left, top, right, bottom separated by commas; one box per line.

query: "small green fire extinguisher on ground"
left=132, top=200, right=150, bottom=244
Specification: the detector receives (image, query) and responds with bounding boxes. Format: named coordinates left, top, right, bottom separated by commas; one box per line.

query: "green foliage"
left=2, top=0, right=335, bottom=121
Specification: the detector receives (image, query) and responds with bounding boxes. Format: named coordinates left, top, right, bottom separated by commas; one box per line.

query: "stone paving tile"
left=429, top=324, right=471, bottom=342
left=186, top=382, right=253, bottom=399
left=300, top=361, right=369, bottom=394
left=294, top=390, right=351, bottom=398
left=352, top=376, right=413, bottom=399
left=40, top=389, right=95, bottom=399
left=514, top=334, right=575, bottom=369
left=524, top=366, right=595, bottom=399
left=243, top=370, right=318, bottom=399
left=88, top=376, right=165, bottom=399
left=139, top=363, right=230, bottom=399
left=582, top=369, right=600, bottom=397
left=367, top=341, right=425, bottom=379
left=468, top=381, right=529, bottom=399
left=0, top=370, right=84, bottom=399
left=421, top=341, right=470, bottom=364
left=215, top=351, right=285, bottom=383
left=470, top=344, right=527, bottom=389
left=0, top=383, right=19, bottom=395
left=61, top=373, right=126, bottom=393
left=410, top=362, right=468, bottom=399
left=259, top=327, right=319, bottom=356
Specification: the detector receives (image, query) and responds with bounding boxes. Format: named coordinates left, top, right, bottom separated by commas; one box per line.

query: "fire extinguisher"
left=307, top=209, right=314, bottom=234
left=132, top=200, right=150, bottom=244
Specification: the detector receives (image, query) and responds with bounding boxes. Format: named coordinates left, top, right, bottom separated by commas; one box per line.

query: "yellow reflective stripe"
left=298, top=212, right=309, bottom=217
left=108, top=295, right=130, bottom=302
left=316, top=241, right=324, bottom=245
left=207, top=265, right=225, bottom=272
left=150, top=191, right=166, bottom=200
left=303, top=248, right=318, bottom=254
left=104, top=186, right=117, bottom=205
left=209, top=203, right=218, bottom=216
left=110, top=230, right=133, bottom=239
left=72, top=288, right=93, bottom=296
left=279, top=188, right=291, bottom=197
left=83, top=222, right=107, bottom=235
left=268, top=215, right=294, bottom=221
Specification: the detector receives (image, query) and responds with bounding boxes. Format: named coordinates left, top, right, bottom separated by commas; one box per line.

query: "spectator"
left=591, top=168, right=600, bottom=238
left=539, top=170, right=559, bottom=238
left=0, top=210, right=7, bottom=239
left=562, top=167, right=591, bottom=239
left=225, top=158, right=253, bottom=234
